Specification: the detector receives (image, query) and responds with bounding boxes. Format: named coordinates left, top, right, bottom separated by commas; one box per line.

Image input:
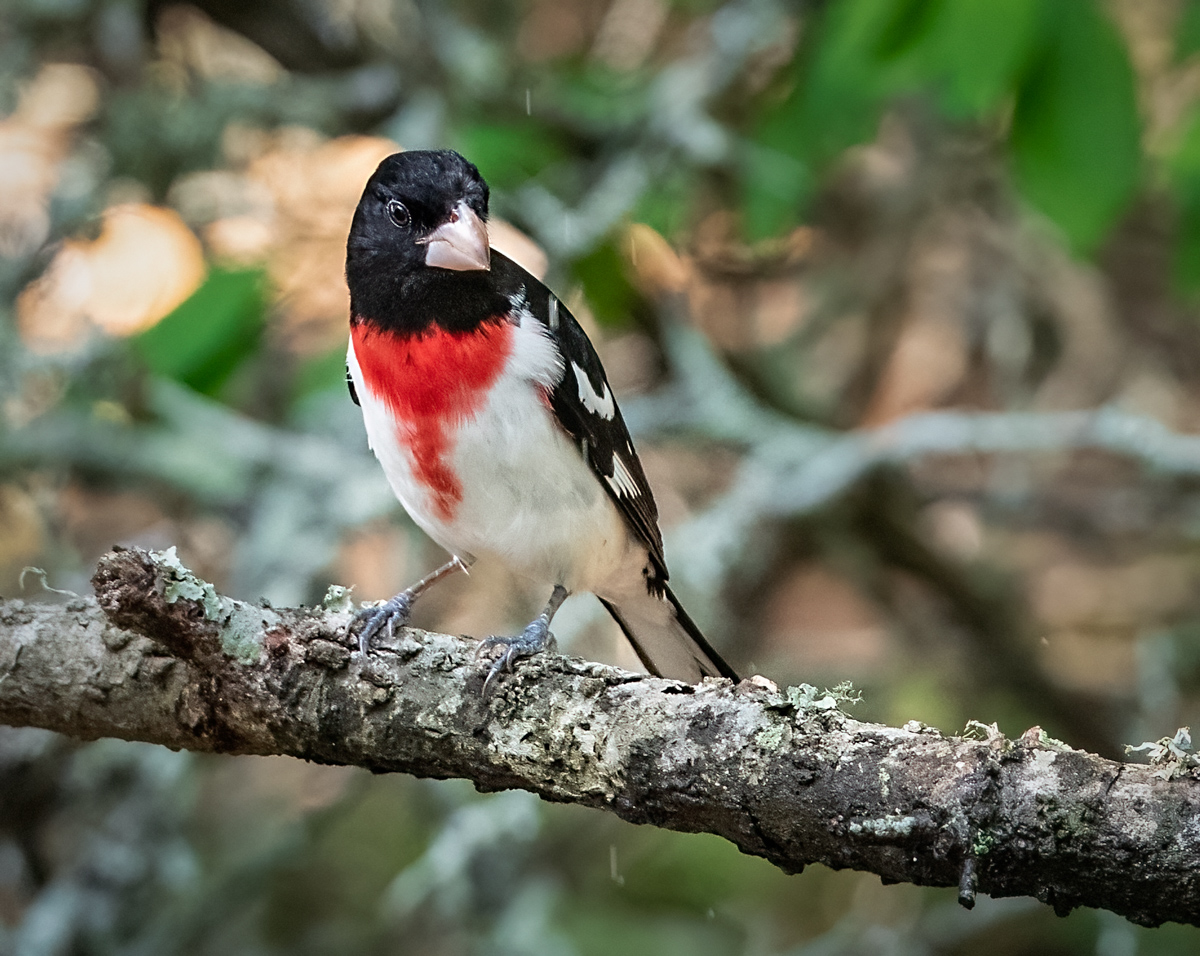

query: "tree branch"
left=1, top=548, right=1198, bottom=928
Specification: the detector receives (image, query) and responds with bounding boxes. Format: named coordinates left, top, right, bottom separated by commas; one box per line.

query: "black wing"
left=491, top=253, right=667, bottom=581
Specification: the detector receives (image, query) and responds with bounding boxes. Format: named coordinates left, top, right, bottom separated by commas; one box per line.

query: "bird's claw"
left=354, top=592, right=414, bottom=657
left=476, top=617, right=556, bottom=697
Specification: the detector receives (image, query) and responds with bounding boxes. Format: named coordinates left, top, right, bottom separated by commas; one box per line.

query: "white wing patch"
left=571, top=361, right=615, bottom=420
left=606, top=454, right=641, bottom=499
left=508, top=290, right=563, bottom=387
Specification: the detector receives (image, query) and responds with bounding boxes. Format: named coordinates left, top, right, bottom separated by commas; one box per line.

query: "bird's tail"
left=599, top=584, right=738, bottom=683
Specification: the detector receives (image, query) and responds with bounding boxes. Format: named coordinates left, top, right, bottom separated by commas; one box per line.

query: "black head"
left=347, top=150, right=507, bottom=333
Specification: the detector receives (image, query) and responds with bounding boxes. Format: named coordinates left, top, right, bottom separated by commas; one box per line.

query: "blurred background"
left=4, top=0, right=1200, bottom=951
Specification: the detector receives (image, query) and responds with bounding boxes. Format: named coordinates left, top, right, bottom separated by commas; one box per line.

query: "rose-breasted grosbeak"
left=345, top=149, right=737, bottom=691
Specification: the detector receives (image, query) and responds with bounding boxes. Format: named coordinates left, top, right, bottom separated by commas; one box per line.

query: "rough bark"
left=1, top=548, right=1198, bottom=928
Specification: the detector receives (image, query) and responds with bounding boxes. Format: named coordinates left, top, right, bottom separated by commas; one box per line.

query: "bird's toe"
left=477, top=618, right=556, bottom=696
left=354, top=593, right=414, bottom=657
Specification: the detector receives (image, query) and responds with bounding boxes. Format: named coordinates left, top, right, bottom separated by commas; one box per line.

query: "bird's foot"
left=354, top=592, right=415, bottom=657
left=476, top=615, right=557, bottom=697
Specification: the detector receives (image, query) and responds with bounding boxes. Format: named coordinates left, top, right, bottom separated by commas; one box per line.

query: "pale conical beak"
left=422, top=202, right=491, bottom=272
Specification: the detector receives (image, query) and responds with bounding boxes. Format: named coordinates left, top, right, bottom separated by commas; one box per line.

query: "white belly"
left=348, top=321, right=641, bottom=594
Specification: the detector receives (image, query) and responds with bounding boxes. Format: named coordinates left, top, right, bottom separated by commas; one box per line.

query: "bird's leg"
left=355, top=556, right=470, bottom=657
left=477, top=585, right=569, bottom=696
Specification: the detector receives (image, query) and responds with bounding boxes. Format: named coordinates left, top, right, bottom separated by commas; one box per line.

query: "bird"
left=344, top=149, right=738, bottom=692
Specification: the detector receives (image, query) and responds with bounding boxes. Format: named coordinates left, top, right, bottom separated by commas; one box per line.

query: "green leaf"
left=1169, top=108, right=1200, bottom=296
left=293, top=344, right=349, bottom=403
left=1009, top=0, right=1141, bottom=253
left=873, top=0, right=943, bottom=60
left=914, top=0, right=1041, bottom=117
left=1177, top=0, right=1200, bottom=63
left=133, top=267, right=267, bottom=395
left=546, top=66, right=650, bottom=132
left=1176, top=206, right=1200, bottom=300
left=740, top=143, right=812, bottom=241
left=785, top=0, right=907, bottom=163
left=741, top=0, right=906, bottom=238
left=453, top=120, right=568, bottom=190
left=631, top=167, right=695, bottom=239
left=571, top=239, right=638, bottom=328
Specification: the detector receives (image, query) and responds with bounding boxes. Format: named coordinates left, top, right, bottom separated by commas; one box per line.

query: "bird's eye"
left=386, top=200, right=410, bottom=228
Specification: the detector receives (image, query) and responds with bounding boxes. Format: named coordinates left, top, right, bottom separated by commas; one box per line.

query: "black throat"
left=346, top=252, right=520, bottom=335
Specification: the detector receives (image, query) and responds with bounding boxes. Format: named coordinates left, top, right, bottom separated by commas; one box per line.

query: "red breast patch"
left=352, top=320, right=515, bottom=521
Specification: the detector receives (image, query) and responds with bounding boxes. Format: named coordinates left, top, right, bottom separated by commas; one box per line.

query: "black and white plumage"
left=344, top=149, right=737, bottom=687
